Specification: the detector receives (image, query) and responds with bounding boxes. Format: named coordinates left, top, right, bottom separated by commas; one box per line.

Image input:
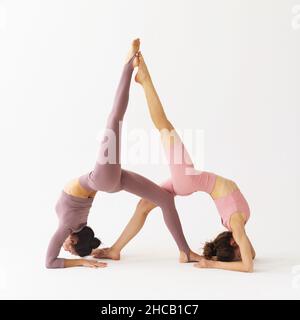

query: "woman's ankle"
left=110, top=246, right=121, bottom=257
left=179, top=251, right=189, bottom=263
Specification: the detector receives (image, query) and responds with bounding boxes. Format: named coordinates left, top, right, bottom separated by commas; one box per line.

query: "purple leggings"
left=79, top=56, right=190, bottom=258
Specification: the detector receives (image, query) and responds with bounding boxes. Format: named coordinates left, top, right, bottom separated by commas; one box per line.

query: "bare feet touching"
left=125, top=40, right=150, bottom=83
left=92, top=247, right=121, bottom=260
left=125, top=38, right=140, bottom=67
left=179, top=250, right=204, bottom=263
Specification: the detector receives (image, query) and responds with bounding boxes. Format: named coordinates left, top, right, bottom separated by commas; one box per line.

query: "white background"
left=0, top=0, right=300, bottom=299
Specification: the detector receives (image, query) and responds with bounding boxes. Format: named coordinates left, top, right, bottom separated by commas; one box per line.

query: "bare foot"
left=135, top=53, right=151, bottom=84
left=179, top=251, right=188, bottom=263
left=125, top=38, right=140, bottom=67
left=92, top=247, right=121, bottom=260
left=179, top=250, right=204, bottom=263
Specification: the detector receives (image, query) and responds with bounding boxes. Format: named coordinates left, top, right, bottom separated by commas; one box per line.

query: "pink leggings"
left=160, top=130, right=216, bottom=196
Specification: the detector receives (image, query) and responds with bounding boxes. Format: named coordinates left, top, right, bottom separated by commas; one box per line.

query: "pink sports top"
left=213, top=188, right=250, bottom=230
left=161, top=171, right=250, bottom=231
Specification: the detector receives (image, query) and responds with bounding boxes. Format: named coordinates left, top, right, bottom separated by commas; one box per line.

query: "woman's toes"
left=132, top=38, right=140, bottom=51
left=125, top=39, right=140, bottom=64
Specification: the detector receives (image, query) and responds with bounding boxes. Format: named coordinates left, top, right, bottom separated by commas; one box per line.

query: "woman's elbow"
left=243, top=263, right=254, bottom=273
left=45, top=258, right=63, bottom=269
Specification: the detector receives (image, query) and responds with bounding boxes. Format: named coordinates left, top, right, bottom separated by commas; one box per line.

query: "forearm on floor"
left=211, top=260, right=253, bottom=273
left=64, top=259, right=84, bottom=268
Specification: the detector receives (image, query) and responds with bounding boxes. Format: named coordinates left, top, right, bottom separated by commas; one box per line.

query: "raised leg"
left=79, top=40, right=140, bottom=192
left=136, top=53, right=198, bottom=195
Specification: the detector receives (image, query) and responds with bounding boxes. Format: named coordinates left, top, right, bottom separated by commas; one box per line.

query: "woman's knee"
left=159, top=192, right=176, bottom=210
left=137, top=198, right=156, bottom=216
left=90, top=165, right=122, bottom=192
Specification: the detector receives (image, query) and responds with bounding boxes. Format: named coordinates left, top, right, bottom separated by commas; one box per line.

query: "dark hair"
left=73, top=226, right=101, bottom=257
left=203, top=231, right=235, bottom=262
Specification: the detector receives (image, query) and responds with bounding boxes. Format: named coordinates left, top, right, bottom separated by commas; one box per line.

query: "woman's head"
left=63, top=226, right=101, bottom=257
left=203, top=231, right=241, bottom=262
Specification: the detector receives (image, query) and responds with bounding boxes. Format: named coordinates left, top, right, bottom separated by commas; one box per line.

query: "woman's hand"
left=179, top=250, right=204, bottom=263
left=81, top=259, right=108, bottom=268
left=92, top=248, right=120, bottom=260
left=193, top=259, right=215, bottom=269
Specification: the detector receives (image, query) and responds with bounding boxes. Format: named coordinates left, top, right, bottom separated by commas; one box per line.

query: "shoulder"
left=229, top=212, right=246, bottom=233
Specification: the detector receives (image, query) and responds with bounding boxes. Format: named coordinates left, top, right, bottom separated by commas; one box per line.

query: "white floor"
left=1, top=249, right=300, bottom=300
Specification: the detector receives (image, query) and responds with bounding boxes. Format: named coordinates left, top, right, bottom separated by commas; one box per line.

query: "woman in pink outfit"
left=93, top=50, right=256, bottom=273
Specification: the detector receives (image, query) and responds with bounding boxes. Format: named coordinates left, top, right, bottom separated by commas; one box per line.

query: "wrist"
left=208, top=260, right=217, bottom=268
left=78, top=259, right=85, bottom=266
